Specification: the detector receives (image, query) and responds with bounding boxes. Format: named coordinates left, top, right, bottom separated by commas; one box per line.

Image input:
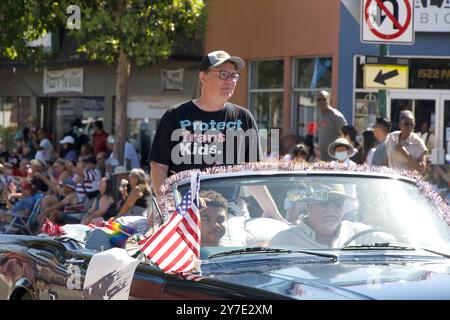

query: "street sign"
left=363, top=64, right=409, bottom=89
left=361, top=0, right=415, bottom=44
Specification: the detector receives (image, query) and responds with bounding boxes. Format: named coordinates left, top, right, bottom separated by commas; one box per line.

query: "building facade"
left=204, top=0, right=450, bottom=164
left=0, top=36, right=202, bottom=163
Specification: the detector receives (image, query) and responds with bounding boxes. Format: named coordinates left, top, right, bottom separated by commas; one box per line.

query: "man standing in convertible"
left=150, top=50, right=262, bottom=196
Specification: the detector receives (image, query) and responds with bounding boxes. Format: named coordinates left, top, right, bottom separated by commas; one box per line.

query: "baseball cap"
left=59, top=136, right=75, bottom=144
left=199, top=50, right=244, bottom=72
left=61, top=179, right=77, bottom=190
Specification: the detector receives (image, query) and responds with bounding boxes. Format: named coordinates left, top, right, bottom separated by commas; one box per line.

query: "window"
left=0, top=96, right=31, bottom=129
left=54, top=97, right=105, bottom=142
left=0, top=97, right=31, bottom=149
left=293, top=57, right=332, bottom=137
left=249, top=59, right=284, bottom=130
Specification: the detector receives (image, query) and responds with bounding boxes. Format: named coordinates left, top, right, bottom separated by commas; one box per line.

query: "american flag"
left=139, top=173, right=201, bottom=273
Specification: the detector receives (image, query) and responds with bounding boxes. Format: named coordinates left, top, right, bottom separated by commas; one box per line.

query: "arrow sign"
left=374, top=69, right=399, bottom=84
left=364, top=64, right=409, bottom=89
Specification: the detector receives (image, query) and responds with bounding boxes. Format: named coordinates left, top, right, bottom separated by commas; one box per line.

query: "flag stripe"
left=144, top=220, right=181, bottom=259
left=140, top=213, right=182, bottom=253
left=139, top=172, right=202, bottom=273
left=162, top=244, right=191, bottom=272
left=155, top=236, right=185, bottom=268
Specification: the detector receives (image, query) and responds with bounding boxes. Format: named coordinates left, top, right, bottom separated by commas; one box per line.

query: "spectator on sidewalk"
left=386, top=110, right=427, bottom=175
left=92, top=120, right=109, bottom=157
left=316, top=90, right=348, bottom=161
left=372, top=117, right=392, bottom=167
left=106, top=135, right=141, bottom=171
left=341, top=125, right=364, bottom=164
left=59, top=136, right=78, bottom=162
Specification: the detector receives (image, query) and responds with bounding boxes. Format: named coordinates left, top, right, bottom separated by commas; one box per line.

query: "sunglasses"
left=316, top=98, right=327, bottom=102
left=401, top=121, right=415, bottom=128
left=316, top=198, right=345, bottom=208
left=209, top=69, right=240, bottom=81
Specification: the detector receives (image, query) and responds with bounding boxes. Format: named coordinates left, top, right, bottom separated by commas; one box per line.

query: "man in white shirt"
left=35, top=129, right=54, bottom=164
left=270, top=184, right=393, bottom=248
left=106, top=135, right=141, bottom=170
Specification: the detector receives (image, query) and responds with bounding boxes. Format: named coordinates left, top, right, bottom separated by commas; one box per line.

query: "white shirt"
left=107, top=141, right=141, bottom=169
left=386, top=131, right=427, bottom=171
left=270, top=217, right=394, bottom=249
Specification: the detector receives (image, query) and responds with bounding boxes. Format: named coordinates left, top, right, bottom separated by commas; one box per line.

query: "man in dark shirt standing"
left=150, top=50, right=262, bottom=195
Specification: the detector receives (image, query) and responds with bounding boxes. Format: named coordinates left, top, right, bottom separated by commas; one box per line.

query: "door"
left=440, top=94, right=450, bottom=164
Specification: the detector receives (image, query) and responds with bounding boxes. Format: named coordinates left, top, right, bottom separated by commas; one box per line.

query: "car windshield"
left=176, top=174, right=450, bottom=257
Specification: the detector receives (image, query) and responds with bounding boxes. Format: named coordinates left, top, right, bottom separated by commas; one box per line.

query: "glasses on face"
left=209, top=69, right=240, bottom=81
left=316, top=98, right=327, bottom=102
left=316, top=198, right=345, bottom=208
left=401, top=121, right=415, bottom=128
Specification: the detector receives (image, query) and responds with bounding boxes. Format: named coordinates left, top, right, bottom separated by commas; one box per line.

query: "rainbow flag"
left=91, top=221, right=136, bottom=248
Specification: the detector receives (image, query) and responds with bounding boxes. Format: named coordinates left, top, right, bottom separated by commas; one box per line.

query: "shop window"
left=249, top=59, right=284, bottom=129
left=0, top=97, right=31, bottom=149
left=0, top=96, right=31, bottom=129
left=293, top=57, right=332, bottom=137
left=54, top=97, right=105, bottom=148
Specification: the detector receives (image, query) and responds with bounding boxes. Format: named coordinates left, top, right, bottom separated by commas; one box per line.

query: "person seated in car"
left=270, top=183, right=394, bottom=248
left=199, top=190, right=228, bottom=247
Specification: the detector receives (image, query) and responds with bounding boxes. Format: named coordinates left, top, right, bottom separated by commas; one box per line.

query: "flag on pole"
left=88, top=220, right=136, bottom=248
left=139, top=173, right=201, bottom=273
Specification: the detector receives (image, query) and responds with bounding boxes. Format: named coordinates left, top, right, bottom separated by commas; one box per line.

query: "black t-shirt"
left=150, top=100, right=262, bottom=175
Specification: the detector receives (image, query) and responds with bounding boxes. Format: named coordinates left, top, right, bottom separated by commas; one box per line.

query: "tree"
left=0, top=0, right=205, bottom=164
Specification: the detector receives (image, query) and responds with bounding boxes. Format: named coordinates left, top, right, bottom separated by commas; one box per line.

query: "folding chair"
left=2, top=193, right=44, bottom=235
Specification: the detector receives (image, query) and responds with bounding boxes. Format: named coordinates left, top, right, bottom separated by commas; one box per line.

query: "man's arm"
left=151, top=161, right=169, bottom=196
left=244, top=185, right=287, bottom=223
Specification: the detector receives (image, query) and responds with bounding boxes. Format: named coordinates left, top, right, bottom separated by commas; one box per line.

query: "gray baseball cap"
left=199, top=50, right=244, bottom=72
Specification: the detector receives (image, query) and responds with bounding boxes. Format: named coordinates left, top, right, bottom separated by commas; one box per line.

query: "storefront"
left=353, top=56, right=450, bottom=164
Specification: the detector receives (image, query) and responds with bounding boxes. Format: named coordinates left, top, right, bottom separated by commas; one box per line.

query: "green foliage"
left=0, top=0, right=206, bottom=68
left=0, top=126, right=19, bottom=151
left=0, top=0, right=67, bottom=68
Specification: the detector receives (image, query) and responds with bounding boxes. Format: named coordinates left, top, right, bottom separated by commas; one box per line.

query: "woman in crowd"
left=362, top=128, right=378, bottom=165
left=114, top=168, right=150, bottom=219
left=59, top=136, right=78, bottom=162
left=81, top=177, right=116, bottom=225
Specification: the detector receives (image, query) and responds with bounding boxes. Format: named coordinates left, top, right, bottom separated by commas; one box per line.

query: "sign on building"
left=161, top=68, right=184, bottom=91
left=363, top=55, right=409, bottom=88
left=414, top=0, right=450, bottom=32
left=364, top=64, right=409, bottom=88
left=43, top=68, right=83, bottom=94
left=361, top=0, right=415, bottom=44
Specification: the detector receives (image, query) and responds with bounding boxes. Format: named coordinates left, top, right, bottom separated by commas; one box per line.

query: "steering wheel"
left=341, top=228, right=397, bottom=247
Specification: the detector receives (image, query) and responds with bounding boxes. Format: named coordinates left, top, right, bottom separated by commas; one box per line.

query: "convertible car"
left=1, top=162, right=450, bottom=300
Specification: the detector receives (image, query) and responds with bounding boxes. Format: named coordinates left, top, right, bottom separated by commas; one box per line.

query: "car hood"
left=200, top=251, right=450, bottom=299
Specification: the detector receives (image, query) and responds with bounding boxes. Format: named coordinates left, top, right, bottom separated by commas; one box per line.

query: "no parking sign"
left=361, top=0, right=414, bottom=44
